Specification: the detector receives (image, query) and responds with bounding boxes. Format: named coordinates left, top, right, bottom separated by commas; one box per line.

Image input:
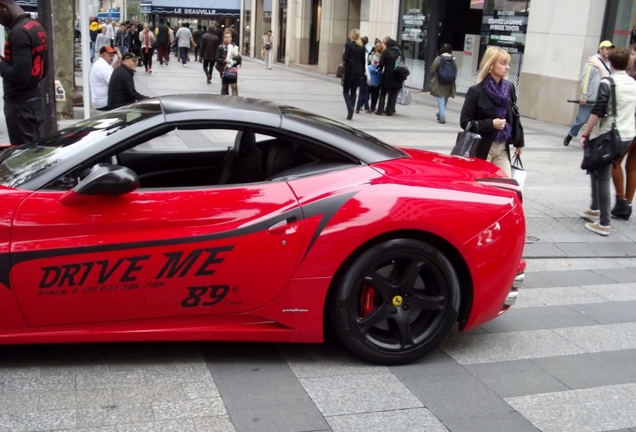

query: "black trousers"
left=203, top=59, right=214, bottom=78
left=4, top=97, right=44, bottom=145
left=369, top=86, right=380, bottom=110
left=342, top=76, right=362, bottom=114
left=377, top=88, right=398, bottom=115
left=142, top=48, right=153, bottom=70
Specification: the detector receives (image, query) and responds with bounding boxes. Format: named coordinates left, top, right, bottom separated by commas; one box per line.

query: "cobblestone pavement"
left=1, top=56, right=635, bottom=431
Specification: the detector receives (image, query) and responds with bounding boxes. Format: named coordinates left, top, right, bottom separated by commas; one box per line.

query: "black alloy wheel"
left=331, top=239, right=461, bottom=364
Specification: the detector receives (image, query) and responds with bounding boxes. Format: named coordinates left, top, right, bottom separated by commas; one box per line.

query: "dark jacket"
left=107, top=64, right=147, bottom=110
left=215, top=43, right=241, bottom=70
left=342, top=41, right=366, bottom=84
left=377, top=40, right=403, bottom=90
left=156, top=24, right=170, bottom=44
left=129, top=30, right=141, bottom=51
left=193, top=29, right=205, bottom=46
left=0, top=14, right=48, bottom=101
left=114, top=30, right=130, bottom=49
left=460, top=80, right=524, bottom=160
left=200, top=32, right=220, bottom=61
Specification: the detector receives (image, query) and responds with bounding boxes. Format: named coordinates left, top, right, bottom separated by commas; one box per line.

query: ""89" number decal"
left=181, top=285, right=230, bottom=308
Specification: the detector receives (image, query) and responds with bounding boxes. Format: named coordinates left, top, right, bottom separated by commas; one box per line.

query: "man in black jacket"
left=155, top=18, right=171, bottom=65
left=193, top=24, right=205, bottom=62
left=107, top=52, right=147, bottom=110
left=0, top=0, right=48, bottom=144
left=199, top=25, right=220, bottom=84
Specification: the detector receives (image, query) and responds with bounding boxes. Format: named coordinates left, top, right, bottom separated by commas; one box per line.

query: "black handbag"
left=509, top=81, right=523, bottom=145
left=452, top=121, right=482, bottom=157
left=581, top=77, right=623, bottom=171
left=336, top=62, right=346, bottom=79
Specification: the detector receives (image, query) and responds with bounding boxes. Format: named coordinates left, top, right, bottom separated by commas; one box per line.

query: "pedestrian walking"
left=104, top=18, right=114, bottom=41
left=216, top=31, right=241, bottom=96
left=154, top=18, right=171, bottom=65
left=342, top=29, right=369, bottom=120
left=200, top=25, right=220, bottom=84
left=114, top=23, right=130, bottom=56
left=376, top=37, right=402, bottom=116
left=140, top=23, right=155, bottom=74
left=107, top=52, right=148, bottom=110
left=176, top=23, right=196, bottom=67
left=459, top=46, right=524, bottom=177
left=193, top=25, right=205, bottom=62
left=89, top=18, right=101, bottom=60
left=90, top=46, right=121, bottom=110
left=429, top=43, right=457, bottom=124
left=262, top=29, right=274, bottom=69
left=368, top=39, right=384, bottom=112
left=128, top=24, right=142, bottom=67
left=563, top=41, right=614, bottom=146
left=607, top=45, right=636, bottom=220
left=579, top=47, right=636, bottom=235
left=94, top=26, right=110, bottom=61
left=0, top=0, right=48, bottom=145
left=355, top=36, right=372, bottom=114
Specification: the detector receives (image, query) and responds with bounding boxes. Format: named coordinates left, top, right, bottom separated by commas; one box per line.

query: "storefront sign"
left=482, top=10, right=528, bottom=54
left=401, top=8, right=425, bottom=43
left=152, top=6, right=239, bottom=16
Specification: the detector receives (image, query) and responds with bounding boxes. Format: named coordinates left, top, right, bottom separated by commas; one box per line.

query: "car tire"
left=331, top=238, right=461, bottom=364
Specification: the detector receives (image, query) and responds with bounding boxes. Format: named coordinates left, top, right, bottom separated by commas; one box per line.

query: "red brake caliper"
left=359, top=284, right=376, bottom=317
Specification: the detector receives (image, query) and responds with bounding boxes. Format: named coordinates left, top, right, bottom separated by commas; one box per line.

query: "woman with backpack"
left=376, top=37, right=403, bottom=116
left=429, top=43, right=457, bottom=124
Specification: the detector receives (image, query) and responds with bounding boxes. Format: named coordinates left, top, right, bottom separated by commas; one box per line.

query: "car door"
left=10, top=148, right=304, bottom=328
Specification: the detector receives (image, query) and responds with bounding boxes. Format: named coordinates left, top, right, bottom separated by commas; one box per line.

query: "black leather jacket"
left=591, top=77, right=613, bottom=118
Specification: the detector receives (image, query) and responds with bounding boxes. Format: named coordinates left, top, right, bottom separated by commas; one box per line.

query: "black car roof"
left=158, top=95, right=407, bottom=163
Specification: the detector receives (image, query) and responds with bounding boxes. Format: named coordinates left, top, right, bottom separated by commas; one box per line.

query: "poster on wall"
left=401, top=8, right=425, bottom=43
left=481, top=9, right=529, bottom=55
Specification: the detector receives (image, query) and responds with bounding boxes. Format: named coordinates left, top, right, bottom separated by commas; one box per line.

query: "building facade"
left=241, top=0, right=636, bottom=126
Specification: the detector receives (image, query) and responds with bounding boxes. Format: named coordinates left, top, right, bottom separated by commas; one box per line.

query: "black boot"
left=611, top=196, right=632, bottom=220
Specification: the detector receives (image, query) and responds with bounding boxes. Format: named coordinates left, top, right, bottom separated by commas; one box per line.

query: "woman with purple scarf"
left=460, top=47, right=524, bottom=176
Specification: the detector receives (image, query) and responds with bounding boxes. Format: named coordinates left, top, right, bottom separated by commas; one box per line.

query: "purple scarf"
left=482, top=76, right=512, bottom=143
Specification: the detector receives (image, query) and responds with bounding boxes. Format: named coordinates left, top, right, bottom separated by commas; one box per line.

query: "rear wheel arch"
left=324, top=229, right=474, bottom=342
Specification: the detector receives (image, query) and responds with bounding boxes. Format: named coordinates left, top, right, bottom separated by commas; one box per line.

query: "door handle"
left=267, top=217, right=299, bottom=234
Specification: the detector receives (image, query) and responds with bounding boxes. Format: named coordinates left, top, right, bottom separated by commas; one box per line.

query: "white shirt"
left=105, top=24, right=114, bottom=39
left=90, top=57, right=114, bottom=109
left=595, top=71, right=636, bottom=142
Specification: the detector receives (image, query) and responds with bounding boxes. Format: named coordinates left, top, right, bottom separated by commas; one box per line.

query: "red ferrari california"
left=0, top=96, right=525, bottom=364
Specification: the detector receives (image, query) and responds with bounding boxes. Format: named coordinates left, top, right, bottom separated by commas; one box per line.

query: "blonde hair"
left=476, top=46, right=511, bottom=83
left=350, top=28, right=363, bottom=47
left=375, top=42, right=385, bottom=54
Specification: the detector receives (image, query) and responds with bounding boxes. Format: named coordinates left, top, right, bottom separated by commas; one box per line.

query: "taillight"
left=476, top=177, right=523, bottom=203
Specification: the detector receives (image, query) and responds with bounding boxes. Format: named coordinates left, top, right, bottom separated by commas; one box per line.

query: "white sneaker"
left=580, top=209, right=600, bottom=221
left=585, top=222, right=610, bottom=236
left=183, top=64, right=187, bottom=67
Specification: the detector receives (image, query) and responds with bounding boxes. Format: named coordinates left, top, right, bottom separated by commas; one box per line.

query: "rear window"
left=0, top=101, right=162, bottom=188
left=278, top=105, right=408, bottom=158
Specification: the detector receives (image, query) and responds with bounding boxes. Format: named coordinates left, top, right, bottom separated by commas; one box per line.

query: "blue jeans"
left=356, top=81, right=370, bottom=111
left=437, top=97, right=449, bottom=119
left=89, top=41, right=95, bottom=60
left=590, top=162, right=612, bottom=226
left=179, top=47, right=189, bottom=65
left=569, top=104, right=593, bottom=137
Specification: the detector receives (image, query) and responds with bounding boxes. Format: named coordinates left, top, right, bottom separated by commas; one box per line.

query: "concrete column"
left=318, top=0, right=361, bottom=75
left=360, top=0, right=399, bottom=42
left=271, top=0, right=279, bottom=63
left=292, top=0, right=311, bottom=64
left=249, top=0, right=257, bottom=57
left=255, top=0, right=265, bottom=59
left=519, top=0, right=605, bottom=126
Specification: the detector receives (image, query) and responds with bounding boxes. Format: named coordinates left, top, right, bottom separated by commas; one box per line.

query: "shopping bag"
left=396, top=86, right=411, bottom=106
left=511, top=155, right=527, bottom=190
left=451, top=121, right=482, bottom=157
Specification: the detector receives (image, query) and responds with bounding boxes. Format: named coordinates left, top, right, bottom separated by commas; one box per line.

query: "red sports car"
left=0, top=96, right=525, bottom=364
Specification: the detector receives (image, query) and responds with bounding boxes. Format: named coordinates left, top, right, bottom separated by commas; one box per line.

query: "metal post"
left=38, top=0, right=58, bottom=133
left=423, top=0, right=441, bottom=92
left=80, top=0, right=91, bottom=118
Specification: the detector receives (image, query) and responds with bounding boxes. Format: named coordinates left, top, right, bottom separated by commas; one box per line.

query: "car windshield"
left=0, top=101, right=162, bottom=188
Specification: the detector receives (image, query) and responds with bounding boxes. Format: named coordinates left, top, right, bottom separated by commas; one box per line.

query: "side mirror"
left=60, top=163, right=139, bottom=206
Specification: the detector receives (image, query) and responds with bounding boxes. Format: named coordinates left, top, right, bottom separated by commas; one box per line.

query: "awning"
left=96, top=11, right=122, bottom=20
left=150, top=0, right=240, bottom=17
